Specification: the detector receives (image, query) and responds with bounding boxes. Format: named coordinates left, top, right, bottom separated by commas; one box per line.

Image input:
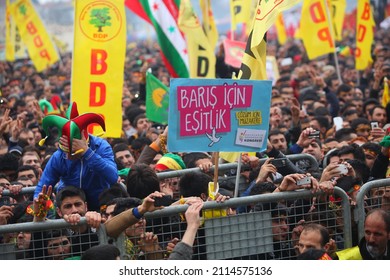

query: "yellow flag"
left=200, top=0, right=219, bottom=51
left=382, top=77, right=389, bottom=108
left=275, top=13, right=287, bottom=45
left=178, top=0, right=216, bottom=78
left=72, top=0, right=126, bottom=137
left=300, top=0, right=335, bottom=60
left=5, top=0, right=15, bottom=62
left=14, top=25, right=28, bottom=59
left=356, top=0, right=374, bottom=70
left=238, top=0, right=300, bottom=80
left=52, top=35, right=69, bottom=54
left=230, top=0, right=251, bottom=31
left=330, top=0, right=346, bottom=41
left=10, top=0, right=59, bottom=72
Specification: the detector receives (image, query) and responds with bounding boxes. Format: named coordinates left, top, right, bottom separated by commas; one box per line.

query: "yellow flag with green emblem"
left=71, top=0, right=126, bottom=137
left=146, top=71, right=169, bottom=125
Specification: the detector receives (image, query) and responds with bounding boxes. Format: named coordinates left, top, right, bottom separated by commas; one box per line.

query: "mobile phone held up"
left=337, top=164, right=348, bottom=175
left=296, top=176, right=311, bottom=186
left=370, top=121, right=379, bottom=129
left=308, top=131, right=320, bottom=139
left=154, top=195, right=172, bottom=207
left=270, top=158, right=287, bottom=168
left=333, top=117, right=343, bottom=131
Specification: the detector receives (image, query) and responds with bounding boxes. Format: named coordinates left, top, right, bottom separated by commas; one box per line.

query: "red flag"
left=125, top=0, right=151, bottom=24
left=223, top=38, right=246, bottom=69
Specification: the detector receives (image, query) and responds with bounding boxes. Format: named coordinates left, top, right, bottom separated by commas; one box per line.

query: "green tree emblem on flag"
left=19, top=4, right=27, bottom=16
left=89, top=8, right=111, bottom=32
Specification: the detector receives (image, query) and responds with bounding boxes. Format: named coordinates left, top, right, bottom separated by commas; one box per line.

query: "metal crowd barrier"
left=0, top=187, right=351, bottom=260
left=355, top=178, right=390, bottom=241
left=0, top=153, right=318, bottom=198
left=156, top=153, right=319, bottom=180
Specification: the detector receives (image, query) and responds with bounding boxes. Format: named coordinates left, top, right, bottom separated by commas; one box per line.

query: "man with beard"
left=336, top=209, right=390, bottom=260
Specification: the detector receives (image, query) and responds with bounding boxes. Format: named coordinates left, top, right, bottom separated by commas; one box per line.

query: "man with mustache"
left=336, top=209, right=390, bottom=260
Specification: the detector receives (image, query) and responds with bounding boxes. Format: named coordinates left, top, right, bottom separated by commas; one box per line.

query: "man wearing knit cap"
left=155, top=153, right=186, bottom=172
left=154, top=153, right=185, bottom=200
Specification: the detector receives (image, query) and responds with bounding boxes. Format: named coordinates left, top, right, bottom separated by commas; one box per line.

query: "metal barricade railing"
left=0, top=186, right=351, bottom=260
left=0, top=218, right=102, bottom=260
left=355, top=178, right=390, bottom=241
left=1, top=154, right=318, bottom=199
left=156, top=153, right=319, bottom=180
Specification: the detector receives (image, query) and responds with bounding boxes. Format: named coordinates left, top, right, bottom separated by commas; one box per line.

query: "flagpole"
left=230, top=0, right=235, bottom=41
left=204, top=0, right=210, bottom=39
left=324, top=0, right=343, bottom=84
left=233, top=153, right=242, bottom=198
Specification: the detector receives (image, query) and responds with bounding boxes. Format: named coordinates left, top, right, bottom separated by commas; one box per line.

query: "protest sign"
left=168, top=78, right=272, bottom=152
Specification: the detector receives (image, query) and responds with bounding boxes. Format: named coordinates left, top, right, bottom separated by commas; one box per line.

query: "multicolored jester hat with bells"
left=39, top=102, right=105, bottom=156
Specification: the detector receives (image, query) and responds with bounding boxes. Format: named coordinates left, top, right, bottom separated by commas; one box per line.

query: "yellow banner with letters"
left=72, top=0, right=126, bottom=137
left=10, top=0, right=59, bottom=72
left=300, top=0, right=335, bottom=60
left=178, top=0, right=216, bottom=78
left=356, top=0, right=374, bottom=70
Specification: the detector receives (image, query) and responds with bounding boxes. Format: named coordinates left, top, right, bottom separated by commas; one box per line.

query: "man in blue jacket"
left=34, top=102, right=118, bottom=212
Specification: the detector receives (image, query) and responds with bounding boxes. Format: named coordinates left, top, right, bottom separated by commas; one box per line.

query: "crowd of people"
left=0, top=15, right=390, bottom=260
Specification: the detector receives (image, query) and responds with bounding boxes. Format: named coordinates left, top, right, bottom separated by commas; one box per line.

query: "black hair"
left=360, top=142, right=381, bottom=155
left=0, top=153, right=19, bottom=181
left=179, top=172, right=212, bottom=198
left=322, top=148, right=340, bottom=167
left=312, top=116, right=330, bottom=130
left=350, top=118, right=371, bottom=131
left=249, top=182, right=276, bottom=196
left=112, top=197, right=142, bottom=216
left=113, top=143, right=131, bottom=154
left=56, top=186, right=87, bottom=208
left=125, top=164, right=159, bottom=199
left=368, top=105, right=386, bottom=117
left=336, top=84, right=352, bottom=96
left=337, top=144, right=366, bottom=162
left=268, top=129, right=286, bottom=139
left=17, top=165, right=39, bottom=179
left=334, top=128, right=356, bottom=142
left=98, top=184, right=129, bottom=207
left=314, top=106, right=330, bottom=117
left=182, top=152, right=211, bottom=169
left=346, top=159, right=370, bottom=184
left=81, top=244, right=120, bottom=260
left=362, top=98, right=379, bottom=114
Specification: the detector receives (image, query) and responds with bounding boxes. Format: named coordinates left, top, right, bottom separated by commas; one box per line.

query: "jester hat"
left=39, top=102, right=105, bottom=155
left=38, top=99, right=55, bottom=115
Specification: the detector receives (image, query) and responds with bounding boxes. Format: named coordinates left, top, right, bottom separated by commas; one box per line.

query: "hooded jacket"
left=34, top=135, right=118, bottom=211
